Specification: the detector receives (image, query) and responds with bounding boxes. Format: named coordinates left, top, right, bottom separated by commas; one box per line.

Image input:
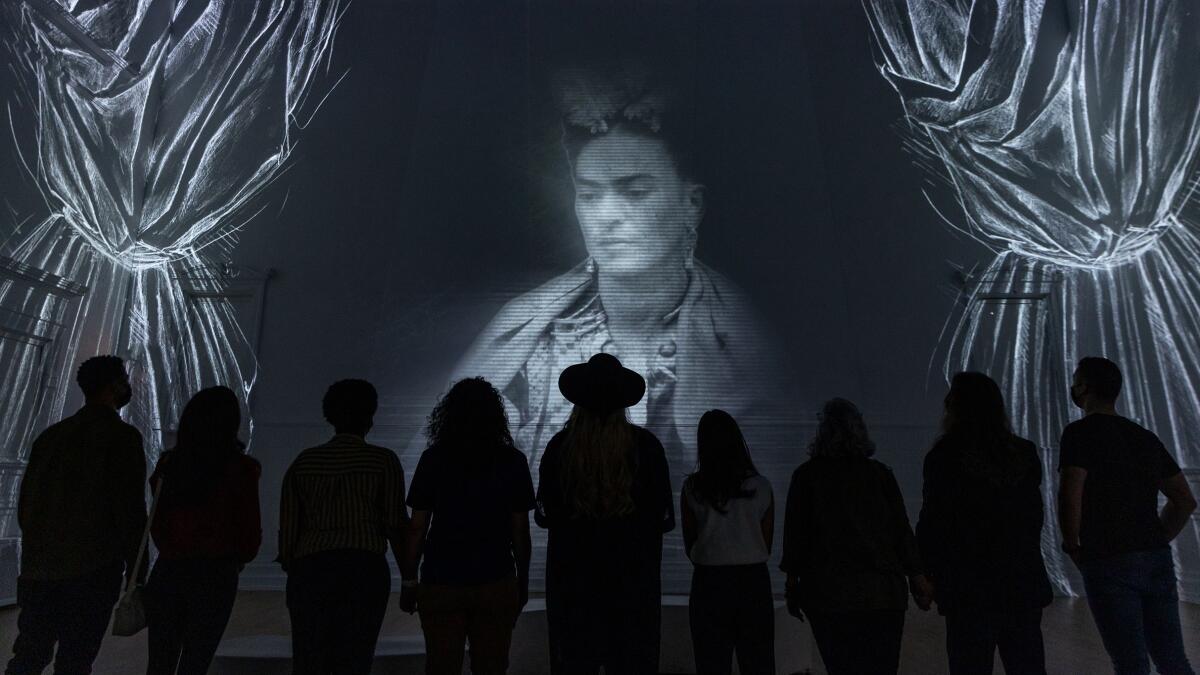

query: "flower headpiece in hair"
left=554, top=64, right=674, bottom=134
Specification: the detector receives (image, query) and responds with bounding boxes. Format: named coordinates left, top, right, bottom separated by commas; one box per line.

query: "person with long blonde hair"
left=535, top=353, right=674, bottom=674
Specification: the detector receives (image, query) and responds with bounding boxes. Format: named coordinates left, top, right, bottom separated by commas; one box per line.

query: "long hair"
left=941, top=371, right=1029, bottom=486
left=160, top=386, right=244, bottom=509
left=425, top=378, right=515, bottom=462
left=560, top=406, right=636, bottom=519
left=687, top=409, right=758, bottom=513
left=808, top=398, right=876, bottom=459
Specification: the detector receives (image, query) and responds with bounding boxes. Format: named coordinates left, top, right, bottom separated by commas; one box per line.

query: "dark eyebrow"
left=614, top=174, right=656, bottom=188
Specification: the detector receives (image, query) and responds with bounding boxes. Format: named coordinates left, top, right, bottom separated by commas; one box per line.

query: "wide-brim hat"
left=559, top=353, right=646, bottom=412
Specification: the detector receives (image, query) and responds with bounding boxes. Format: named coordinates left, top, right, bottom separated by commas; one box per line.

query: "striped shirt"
left=277, top=434, right=408, bottom=567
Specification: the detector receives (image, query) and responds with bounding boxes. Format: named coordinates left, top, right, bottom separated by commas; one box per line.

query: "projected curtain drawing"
left=864, top=0, right=1200, bottom=595
left=0, top=0, right=342, bottom=470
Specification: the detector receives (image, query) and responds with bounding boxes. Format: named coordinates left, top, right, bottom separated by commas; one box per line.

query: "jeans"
left=806, top=609, right=905, bottom=675
left=944, top=608, right=1046, bottom=675
left=5, top=561, right=124, bottom=675
left=688, top=563, right=775, bottom=675
left=1081, top=548, right=1194, bottom=675
left=417, top=576, right=519, bottom=675
left=144, top=558, right=240, bottom=675
left=286, top=549, right=391, bottom=675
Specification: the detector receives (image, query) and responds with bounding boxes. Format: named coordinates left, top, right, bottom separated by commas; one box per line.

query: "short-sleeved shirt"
left=1059, top=414, right=1182, bottom=561
left=407, top=444, right=535, bottom=585
left=683, top=474, right=773, bottom=566
left=277, top=434, right=408, bottom=568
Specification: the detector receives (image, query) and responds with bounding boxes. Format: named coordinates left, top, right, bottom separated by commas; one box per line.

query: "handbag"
left=112, top=477, right=164, bottom=637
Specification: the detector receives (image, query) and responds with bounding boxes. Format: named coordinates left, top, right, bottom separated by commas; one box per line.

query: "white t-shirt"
left=683, top=474, right=773, bottom=566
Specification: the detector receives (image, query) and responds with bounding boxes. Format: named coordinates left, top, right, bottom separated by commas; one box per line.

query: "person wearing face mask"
left=1059, top=357, right=1197, bottom=675
left=6, top=355, right=147, bottom=675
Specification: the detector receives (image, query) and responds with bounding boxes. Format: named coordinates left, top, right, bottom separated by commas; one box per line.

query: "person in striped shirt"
left=277, top=379, right=409, bottom=675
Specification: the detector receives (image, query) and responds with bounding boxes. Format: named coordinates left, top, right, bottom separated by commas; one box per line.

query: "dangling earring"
left=683, top=228, right=697, bottom=271
left=585, top=257, right=596, bottom=275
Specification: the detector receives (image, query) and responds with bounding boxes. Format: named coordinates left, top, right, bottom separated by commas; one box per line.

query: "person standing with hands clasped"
left=780, top=398, right=933, bottom=675
left=1059, top=357, right=1197, bottom=675
left=399, top=377, right=535, bottom=675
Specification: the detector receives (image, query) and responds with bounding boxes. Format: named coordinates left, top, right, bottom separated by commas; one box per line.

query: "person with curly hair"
left=534, top=353, right=674, bottom=674
left=399, top=377, right=535, bottom=675
left=780, top=398, right=932, bottom=675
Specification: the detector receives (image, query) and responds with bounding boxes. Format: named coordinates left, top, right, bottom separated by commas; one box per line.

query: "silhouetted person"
left=144, top=386, right=262, bottom=675
left=398, top=378, right=535, bottom=674
left=6, top=355, right=146, bottom=675
left=681, top=410, right=775, bottom=675
left=917, top=372, right=1052, bottom=674
left=1059, top=357, right=1197, bottom=675
left=535, top=354, right=675, bottom=674
left=780, top=398, right=932, bottom=675
left=277, top=380, right=409, bottom=675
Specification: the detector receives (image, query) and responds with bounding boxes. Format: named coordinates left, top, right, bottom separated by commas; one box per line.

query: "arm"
left=398, top=510, right=430, bottom=613
left=234, top=461, right=263, bottom=564
left=1159, top=471, right=1197, bottom=542
left=114, top=430, right=148, bottom=583
left=653, top=438, right=675, bottom=534
left=276, top=465, right=300, bottom=572
left=680, top=487, right=697, bottom=560
left=1058, top=466, right=1086, bottom=562
left=761, top=490, right=775, bottom=554
left=779, top=470, right=806, bottom=619
left=914, top=449, right=949, bottom=581
left=512, top=511, right=532, bottom=613
left=883, top=465, right=931, bottom=610
left=383, top=452, right=410, bottom=572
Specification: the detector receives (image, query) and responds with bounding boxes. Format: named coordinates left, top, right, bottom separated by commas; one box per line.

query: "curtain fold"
left=0, top=0, right=342, bottom=465
left=866, top=0, right=1200, bottom=598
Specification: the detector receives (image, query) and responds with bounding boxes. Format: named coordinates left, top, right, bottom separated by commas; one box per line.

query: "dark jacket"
left=916, top=435, right=1053, bottom=615
left=18, top=405, right=146, bottom=581
left=150, top=450, right=262, bottom=564
left=780, top=456, right=921, bottom=612
left=535, top=426, right=675, bottom=668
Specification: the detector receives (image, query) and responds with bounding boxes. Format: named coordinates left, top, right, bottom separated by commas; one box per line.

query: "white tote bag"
left=112, top=478, right=163, bottom=637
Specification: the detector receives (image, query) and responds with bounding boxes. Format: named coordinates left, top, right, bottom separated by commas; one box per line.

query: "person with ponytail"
left=535, top=353, right=674, bottom=674
left=917, top=372, right=1052, bottom=674
left=144, top=386, right=262, bottom=675
left=681, top=410, right=775, bottom=674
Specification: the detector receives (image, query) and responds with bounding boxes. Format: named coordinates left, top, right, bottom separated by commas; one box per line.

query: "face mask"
left=114, top=380, right=133, bottom=409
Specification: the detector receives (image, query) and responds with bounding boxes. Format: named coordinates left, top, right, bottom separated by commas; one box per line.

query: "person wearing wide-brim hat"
left=535, top=353, right=675, bottom=674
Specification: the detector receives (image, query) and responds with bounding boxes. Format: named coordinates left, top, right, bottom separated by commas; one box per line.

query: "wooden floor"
left=2, top=594, right=1199, bottom=674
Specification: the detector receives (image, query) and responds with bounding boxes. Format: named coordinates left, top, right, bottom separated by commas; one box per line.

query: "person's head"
left=558, top=66, right=704, bottom=278
left=561, top=405, right=637, bottom=520
left=425, top=377, right=515, bottom=456
left=76, top=355, right=132, bottom=410
left=942, top=371, right=1011, bottom=439
left=164, top=386, right=244, bottom=507
left=176, top=386, right=242, bottom=453
left=808, top=398, right=875, bottom=459
left=690, top=409, right=758, bottom=512
left=322, top=379, right=378, bottom=437
left=1072, top=357, right=1122, bottom=411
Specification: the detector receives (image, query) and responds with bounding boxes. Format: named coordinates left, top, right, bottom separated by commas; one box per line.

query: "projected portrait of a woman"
left=448, top=64, right=780, bottom=469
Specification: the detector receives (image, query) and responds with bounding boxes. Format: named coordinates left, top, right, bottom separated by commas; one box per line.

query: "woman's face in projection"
left=573, top=127, right=701, bottom=277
